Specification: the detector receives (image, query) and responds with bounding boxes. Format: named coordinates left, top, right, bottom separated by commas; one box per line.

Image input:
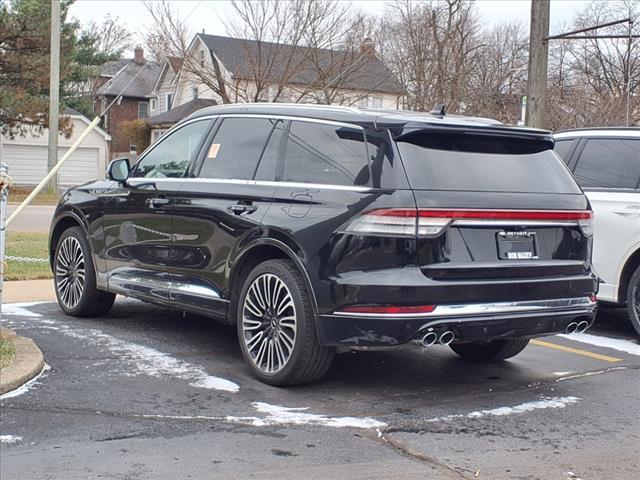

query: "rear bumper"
left=316, top=297, right=597, bottom=346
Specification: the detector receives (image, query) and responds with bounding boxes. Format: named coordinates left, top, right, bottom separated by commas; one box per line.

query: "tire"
left=626, top=265, right=640, bottom=336
left=450, top=338, right=530, bottom=362
left=236, top=259, right=335, bottom=386
left=53, top=226, right=115, bottom=317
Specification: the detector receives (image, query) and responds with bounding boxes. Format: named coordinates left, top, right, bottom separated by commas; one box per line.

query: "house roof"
left=62, top=107, right=111, bottom=140
left=96, top=59, right=161, bottom=99
left=99, top=59, right=130, bottom=77
left=196, top=34, right=404, bottom=95
left=147, top=98, right=218, bottom=127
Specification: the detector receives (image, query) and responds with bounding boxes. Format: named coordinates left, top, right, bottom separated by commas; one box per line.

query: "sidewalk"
left=3, top=279, right=56, bottom=303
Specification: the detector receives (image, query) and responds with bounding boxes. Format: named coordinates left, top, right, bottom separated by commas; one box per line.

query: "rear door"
left=570, top=136, right=640, bottom=301
left=395, top=130, right=593, bottom=290
left=103, top=118, right=213, bottom=304
left=169, top=116, right=282, bottom=318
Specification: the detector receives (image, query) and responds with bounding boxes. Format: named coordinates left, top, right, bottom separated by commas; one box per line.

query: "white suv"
left=554, top=128, right=640, bottom=334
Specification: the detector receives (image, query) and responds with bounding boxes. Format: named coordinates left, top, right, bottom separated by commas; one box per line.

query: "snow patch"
left=554, top=366, right=628, bottom=382
left=427, top=396, right=580, bottom=422
left=0, top=364, right=50, bottom=400
left=0, top=435, right=23, bottom=444
left=553, top=371, right=573, bottom=376
left=226, top=402, right=386, bottom=429
left=558, top=333, right=640, bottom=357
left=61, top=329, right=239, bottom=393
left=2, top=301, right=44, bottom=318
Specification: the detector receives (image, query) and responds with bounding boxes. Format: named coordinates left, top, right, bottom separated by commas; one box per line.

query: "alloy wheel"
left=633, top=277, right=640, bottom=321
left=241, top=273, right=297, bottom=374
left=55, top=236, right=85, bottom=309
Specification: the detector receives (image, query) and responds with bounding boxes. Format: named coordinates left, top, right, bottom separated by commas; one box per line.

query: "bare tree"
left=81, top=15, right=134, bottom=58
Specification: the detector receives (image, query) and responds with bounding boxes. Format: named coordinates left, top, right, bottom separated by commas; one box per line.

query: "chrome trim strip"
left=333, top=296, right=596, bottom=318
left=453, top=219, right=579, bottom=227
left=171, top=281, right=221, bottom=300
left=126, top=177, right=372, bottom=192
left=214, top=113, right=364, bottom=130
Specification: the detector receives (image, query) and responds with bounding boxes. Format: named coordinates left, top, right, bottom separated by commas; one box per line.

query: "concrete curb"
left=0, top=327, right=45, bottom=396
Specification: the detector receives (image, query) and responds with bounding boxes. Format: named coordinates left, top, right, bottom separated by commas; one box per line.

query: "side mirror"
left=107, top=158, right=130, bottom=182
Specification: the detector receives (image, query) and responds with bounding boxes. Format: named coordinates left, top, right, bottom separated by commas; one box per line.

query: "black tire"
left=450, top=338, right=530, bottom=362
left=236, top=259, right=335, bottom=386
left=53, top=226, right=115, bottom=317
left=626, top=265, right=640, bottom=336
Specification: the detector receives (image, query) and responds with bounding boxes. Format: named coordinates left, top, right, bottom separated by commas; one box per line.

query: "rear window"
left=573, top=138, right=640, bottom=189
left=397, top=131, right=581, bottom=193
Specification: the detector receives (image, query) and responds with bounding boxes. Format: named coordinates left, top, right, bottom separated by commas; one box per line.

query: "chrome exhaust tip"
left=438, top=331, right=455, bottom=345
left=565, top=322, right=578, bottom=334
left=575, top=320, right=589, bottom=333
left=421, top=332, right=438, bottom=347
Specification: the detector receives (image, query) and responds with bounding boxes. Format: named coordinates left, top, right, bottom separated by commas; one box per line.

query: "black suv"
left=49, top=104, right=598, bottom=385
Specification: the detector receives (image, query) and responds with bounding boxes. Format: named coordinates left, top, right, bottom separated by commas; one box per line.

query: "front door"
left=103, top=118, right=214, bottom=304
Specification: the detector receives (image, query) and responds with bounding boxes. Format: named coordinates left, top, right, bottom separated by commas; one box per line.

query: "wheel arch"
left=49, top=211, right=89, bottom=268
left=619, top=247, right=640, bottom=304
left=226, top=239, right=318, bottom=325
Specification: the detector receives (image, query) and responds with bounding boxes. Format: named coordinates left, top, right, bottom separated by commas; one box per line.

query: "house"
left=0, top=108, right=111, bottom=187
left=94, top=47, right=161, bottom=159
left=147, top=98, right=217, bottom=142
left=148, top=56, right=183, bottom=117
left=173, top=34, right=405, bottom=111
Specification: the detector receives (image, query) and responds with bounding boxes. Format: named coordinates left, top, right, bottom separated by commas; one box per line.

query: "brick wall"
left=100, top=96, right=147, bottom=159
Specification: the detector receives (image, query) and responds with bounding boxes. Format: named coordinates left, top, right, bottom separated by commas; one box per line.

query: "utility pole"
left=47, top=0, right=61, bottom=195
left=525, top=0, right=550, bottom=129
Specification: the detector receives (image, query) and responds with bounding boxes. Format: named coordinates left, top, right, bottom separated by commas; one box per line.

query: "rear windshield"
left=397, top=131, right=581, bottom=193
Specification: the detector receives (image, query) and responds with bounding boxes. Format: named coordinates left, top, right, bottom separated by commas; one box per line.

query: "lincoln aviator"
left=49, top=104, right=598, bottom=385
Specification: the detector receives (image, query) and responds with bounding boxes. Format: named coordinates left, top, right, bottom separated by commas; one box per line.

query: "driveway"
left=1, top=300, right=638, bottom=479
left=6, top=204, right=55, bottom=232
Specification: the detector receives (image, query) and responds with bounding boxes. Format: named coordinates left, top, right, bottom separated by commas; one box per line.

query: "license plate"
left=496, top=231, right=538, bottom=260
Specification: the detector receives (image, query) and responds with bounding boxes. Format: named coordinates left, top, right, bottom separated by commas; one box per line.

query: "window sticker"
left=208, top=143, right=220, bottom=159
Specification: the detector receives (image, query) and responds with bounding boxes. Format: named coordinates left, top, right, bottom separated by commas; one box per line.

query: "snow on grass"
left=0, top=435, right=23, bottom=444
left=427, top=396, right=580, bottom=422
left=559, top=332, right=640, bottom=357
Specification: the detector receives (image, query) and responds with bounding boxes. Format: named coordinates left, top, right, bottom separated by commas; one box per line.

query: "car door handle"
left=147, top=197, right=170, bottom=208
left=613, top=205, right=640, bottom=216
left=228, top=203, right=257, bottom=215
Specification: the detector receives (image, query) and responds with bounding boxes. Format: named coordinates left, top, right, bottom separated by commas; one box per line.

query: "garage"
left=2, top=144, right=100, bottom=187
left=0, top=108, right=111, bottom=188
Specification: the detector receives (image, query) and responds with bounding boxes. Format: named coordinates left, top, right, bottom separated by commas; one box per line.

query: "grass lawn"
left=0, top=338, right=15, bottom=370
left=5, top=231, right=52, bottom=281
left=8, top=186, right=59, bottom=205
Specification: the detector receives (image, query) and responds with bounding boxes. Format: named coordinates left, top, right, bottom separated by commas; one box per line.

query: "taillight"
left=342, top=208, right=593, bottom=237
left=337, top=304, right=437, bottom=316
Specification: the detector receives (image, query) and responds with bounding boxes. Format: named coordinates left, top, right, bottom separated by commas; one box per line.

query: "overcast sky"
left=69, top=0, right=592, bottom=51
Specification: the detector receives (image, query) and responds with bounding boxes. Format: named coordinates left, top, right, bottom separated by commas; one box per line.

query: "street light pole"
left=47, top=0, right=61, bottom=195
left=525, top=0, right=550, bottom=129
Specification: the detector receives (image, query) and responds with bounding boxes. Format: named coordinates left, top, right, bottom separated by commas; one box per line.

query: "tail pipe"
left=420, top=332, right=438, bottom=347
left=438, top=331, right=455, bottom=345
left=565, top=322, right=578, bottom=334
left=575, top=320, right=590, bottom=333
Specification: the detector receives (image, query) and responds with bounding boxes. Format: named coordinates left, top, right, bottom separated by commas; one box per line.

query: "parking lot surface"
left=1, top=299, right=638, bottom=479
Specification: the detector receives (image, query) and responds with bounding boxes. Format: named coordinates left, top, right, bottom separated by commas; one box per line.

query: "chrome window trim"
left=214, top=113, right=365, bottom=130
left=333, top=296, right=596, bottom=318
left=126, top=177, right=372, bottom=192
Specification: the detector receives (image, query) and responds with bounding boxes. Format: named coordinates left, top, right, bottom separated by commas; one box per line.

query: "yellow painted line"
left=531, top=339, right=622, bottom=363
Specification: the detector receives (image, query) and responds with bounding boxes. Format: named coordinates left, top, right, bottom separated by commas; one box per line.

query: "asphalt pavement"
left=1, top=300, right=638, bottom=480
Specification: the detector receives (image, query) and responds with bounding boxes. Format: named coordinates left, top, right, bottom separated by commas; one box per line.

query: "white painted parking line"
left=426, top=396, right=580, bottom=422
left=558, top=333, right=640, bottom=357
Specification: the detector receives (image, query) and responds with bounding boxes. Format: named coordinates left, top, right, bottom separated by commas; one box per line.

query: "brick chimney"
left=134, top=46, right=145, bottom=65
left=360, top=38, right=376, bottom=58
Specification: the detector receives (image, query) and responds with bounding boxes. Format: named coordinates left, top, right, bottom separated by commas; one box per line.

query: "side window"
left=283, top=121, right=370, bottom=186
left=134, top=119, right=212, bottom=178
left=199, top=117, right=278, bottom=180
left=573, top=138, right=640, bottom=189
left=255, top=120, right=284, bottom=181
left=553, top=139, right=574, bottom=164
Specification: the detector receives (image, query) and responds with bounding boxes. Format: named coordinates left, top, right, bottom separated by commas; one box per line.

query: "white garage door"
left=2, top=144, right=100, bottom=187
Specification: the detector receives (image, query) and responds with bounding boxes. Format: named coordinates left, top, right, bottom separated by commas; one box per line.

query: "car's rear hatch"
left=395, top=128, right=593, bottom=282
